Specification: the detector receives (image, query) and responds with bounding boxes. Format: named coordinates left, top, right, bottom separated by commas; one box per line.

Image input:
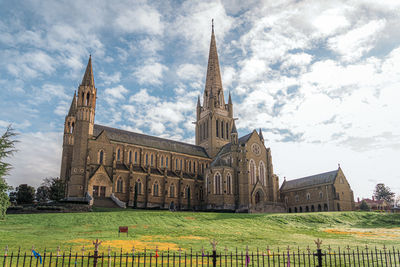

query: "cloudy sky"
left=1, top=0, right=399, bottom=199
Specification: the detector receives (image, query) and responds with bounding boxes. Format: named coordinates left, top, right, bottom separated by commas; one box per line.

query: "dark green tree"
left=359, top=200, right=370, bottom=211
left=36, top=185, right=50, bottom=202
left=16, top=184, right=35, bottom=204
left=374, top=183, right=395, bottom=204
left=0, top=126, right=18, bottom=219
left=43, top=177, right=65, bottom=202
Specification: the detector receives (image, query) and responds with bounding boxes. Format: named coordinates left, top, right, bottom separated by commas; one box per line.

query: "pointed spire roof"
left=81, top=55, right=95, bottom=87
left=204, top=19, right=224, bottom=106
left=231, top=120, right=237, bottom=134
left=197, top=95, right=201, bottom=107
left=68, top=91, right=77, bottom=116
left=228, top=91, right=232, bottom=105
left=259, top=128, right=264, bottom=141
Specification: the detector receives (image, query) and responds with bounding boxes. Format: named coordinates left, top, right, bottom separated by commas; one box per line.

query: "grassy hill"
left=1, top=210, right=399, bottom=253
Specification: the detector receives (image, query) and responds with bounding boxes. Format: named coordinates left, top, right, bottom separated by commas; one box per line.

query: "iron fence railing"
left=1, top=240, right=399, bottom=267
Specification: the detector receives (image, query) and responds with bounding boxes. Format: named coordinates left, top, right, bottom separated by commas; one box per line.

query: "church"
left=60, top=24, right=353, bottom=213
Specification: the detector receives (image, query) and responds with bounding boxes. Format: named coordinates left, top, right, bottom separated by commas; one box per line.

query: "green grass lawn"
left=1, top=210, right=399, bottom=254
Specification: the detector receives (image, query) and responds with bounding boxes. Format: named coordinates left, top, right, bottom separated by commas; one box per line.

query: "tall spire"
left=228, top=91, right=232, bottom=105
left=204, top=19, right=224, bottom=107
left=68, top=91, right=77, bottom=116
left=81, top=55, right=95, bottom=87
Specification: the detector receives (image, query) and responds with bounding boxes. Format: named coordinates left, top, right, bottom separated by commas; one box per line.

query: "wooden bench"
left=118, top=226, right=128, bottom=236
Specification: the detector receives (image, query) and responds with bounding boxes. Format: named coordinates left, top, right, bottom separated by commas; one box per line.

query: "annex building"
left=60, top=24, right=354, bottom=213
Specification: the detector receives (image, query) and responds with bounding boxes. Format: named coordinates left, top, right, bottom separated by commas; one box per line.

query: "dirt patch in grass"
left=324, top=228, right=400, bottom=239
left=184, top=217, right=196, bottom=220
left=69, top=239, right=179, bottom=252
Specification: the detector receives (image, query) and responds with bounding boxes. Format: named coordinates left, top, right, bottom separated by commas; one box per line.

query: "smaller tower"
left=68, top=56, right=97, bottom=198
left=60, top=92, right=77, bottom=183
left=230, top=120, right=238, bottom=144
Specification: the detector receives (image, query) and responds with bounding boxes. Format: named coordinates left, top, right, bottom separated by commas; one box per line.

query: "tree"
left=374, top=183, right=395, bottom=204
left=359, top=200, right=370, bottom=211
left=36, top=185, right=50, bottom=202
left=43, top=177, right=65, bottom=202
left=16, top=184, right=35, bottom=204
left=0, top=126, right=18, bottom=219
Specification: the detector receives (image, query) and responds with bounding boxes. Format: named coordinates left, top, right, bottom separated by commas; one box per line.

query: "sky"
left=0, top=0, right=399, bottom=200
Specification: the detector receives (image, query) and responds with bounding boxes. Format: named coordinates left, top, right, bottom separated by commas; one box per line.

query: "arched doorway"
left=337, top=203, right=341, bottom=211
left=288, top=208, right=292, bottom=213
left=318, top=204, right=322, bottom=212
left=294, top=207, right=298, bottom=213
left=311, top=205, right=315, bottom=212
left=306, top=206, right=309, bottom=212
left=299, top=206, right=303, bottom=213
left=324, top=204, right=328, bottom=211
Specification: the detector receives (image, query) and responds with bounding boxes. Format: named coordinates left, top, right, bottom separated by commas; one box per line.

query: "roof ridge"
left=94, top=124, right=209, bottom=154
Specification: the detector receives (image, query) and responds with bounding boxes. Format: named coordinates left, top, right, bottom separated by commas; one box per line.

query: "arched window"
left=117, top=149, right=121, bottom=161
left=185, top=186, right=191, bottom=199
left=193, top=162, right=196, bottom=172
left=153, top=182, right=159, bottom=196
left=136, top=180, right=142, bottom=195
left=176, top=159, right=179, bottom=170
left=128, top=151, right=132, bottom=164
left=205, top=174, right=209, bottom=194
left=161, top=156, right=164, bottom=168
left=216, top=119, right=219, bottom=137
left=166, top=157, right=169, bottom=168
left=319, top=192, right=323, bottom=199
left=307, top=193, right=310, bottom=200
left=71, top=122, right=75, bottom=133
left=151, top=154, right=154, bottom=166
left=259, top=161, right=266, bottom=186
left=134, top=151, right=138, bottom=164
left=180, top=159, right=182, bottom=170
left=249, top=160, right=256, bottom=184
left=169, top=184, right=175, bottom=198
left=295, top=195, right=299, bottom=202
left=214, top=172, right=222, bottom=194
left=81, top=92, right=85, bottom=105
left=221, top=121, right=224, bottom=139
left=117, top=178, right=123, bottom=193
left=86, top=93, right=90, bottom=106
left=99, top=150, right=104, bottom=164
left=226, top=122, right=229, bottom=139
left=189, top=161, right=192, bottom=172
left=145, top=154, right=149, bottom=166
left=227, top=173, right=232, bottom=194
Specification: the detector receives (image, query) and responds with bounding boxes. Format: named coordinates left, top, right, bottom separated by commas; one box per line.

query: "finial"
left=338, top=163, right=340, bottom=168
left=212, top=19, right=214, bottom=33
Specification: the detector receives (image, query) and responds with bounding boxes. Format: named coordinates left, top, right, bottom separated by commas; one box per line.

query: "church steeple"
left=195, top=21, right=233, bottom=157
left=81, top=55, right=95, bottom=87
left=68, top=91, right=77, bottom=116
left=204, top=19, right=224, bottom=109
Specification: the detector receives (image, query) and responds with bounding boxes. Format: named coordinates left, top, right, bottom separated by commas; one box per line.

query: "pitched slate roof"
left=93, top=124, right=209, bottom=158
left=280, top=169, right=339, bottom=191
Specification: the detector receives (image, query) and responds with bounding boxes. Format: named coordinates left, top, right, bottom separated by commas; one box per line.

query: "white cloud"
left=99, top=71, right=121, bottom=85
left=328, top=20, right=386, bottom=62
left=133, top=61, right=168, bottom=85
left=177, top=64, right=203, bottom=81
left=104, top=85, right=129, bottom=105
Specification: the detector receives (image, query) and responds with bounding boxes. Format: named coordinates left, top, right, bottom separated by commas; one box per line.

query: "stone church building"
left=60, top=24, right=354, bottom=213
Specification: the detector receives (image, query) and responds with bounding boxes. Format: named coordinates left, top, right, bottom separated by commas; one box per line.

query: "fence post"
left=314, top=238, right=324, bottom=267
left=210, top=240, right=218, bottom=267
left=92, top=239, right=102, bottom=267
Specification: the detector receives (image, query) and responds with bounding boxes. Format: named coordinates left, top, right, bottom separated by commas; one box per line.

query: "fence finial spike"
left=383, top=244, right=387, bottom=251
left=314, top=238, right=323, bottom=249
left=287, top=245, right=290, bottom=252
left=210, top=239, right=218, bottom=251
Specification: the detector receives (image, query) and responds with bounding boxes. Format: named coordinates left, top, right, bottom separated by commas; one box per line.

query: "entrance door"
left=100, top=186, right=106, bottom=197
left=93, top=186, right=99, bottom=197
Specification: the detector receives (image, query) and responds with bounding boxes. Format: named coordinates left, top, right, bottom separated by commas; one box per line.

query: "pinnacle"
left=204, top=20, right=224, bottom=105
left=259, top=128, right=264, bottom=141
left=68, top=91, right=77, bottom=116
left=231, top=120, right=237, bottom=134
left=81, top=55, right=95, bottom=87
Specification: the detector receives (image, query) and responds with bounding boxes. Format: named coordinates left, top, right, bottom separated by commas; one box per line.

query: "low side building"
left=355, top=197, right=390, bottom=211
left=280, top=167, right=355, bottom=213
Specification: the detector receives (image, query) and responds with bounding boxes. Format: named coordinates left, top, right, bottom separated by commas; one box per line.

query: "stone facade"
left=60, top=24, right=354, bottom=213
left=280, top=168, right=355, bottom=212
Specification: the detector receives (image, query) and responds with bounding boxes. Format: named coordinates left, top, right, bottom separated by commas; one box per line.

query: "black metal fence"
left=1, top=241, right=399, bottom=266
